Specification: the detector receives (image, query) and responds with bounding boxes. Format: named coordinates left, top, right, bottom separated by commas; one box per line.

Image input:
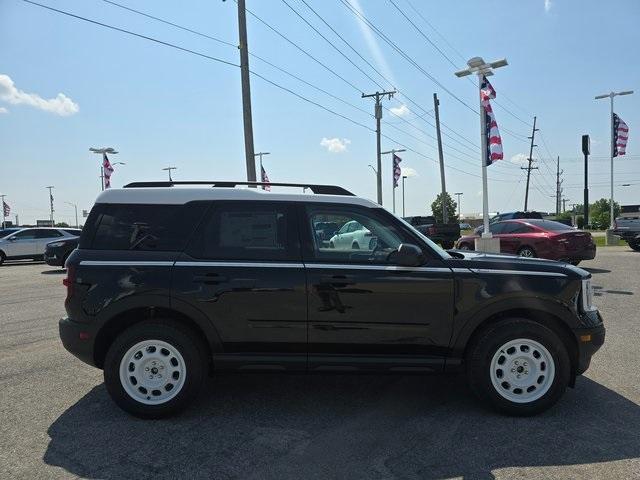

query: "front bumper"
left=44, top=250, right=64, bottom=266
left=59, top=317, right=98, bottom=367
left=573, top=310, right=605, bottom=375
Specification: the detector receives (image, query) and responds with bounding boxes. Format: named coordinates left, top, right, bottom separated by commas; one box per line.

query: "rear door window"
left=35, top=230, right=63, bottom=239
left=84, top=203, right=208, bottom=251
left=187, top=202, right=299, bottom=261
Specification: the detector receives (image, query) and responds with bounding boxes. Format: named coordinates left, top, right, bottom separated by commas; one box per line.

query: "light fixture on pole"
left=595, top=89, right=633, bottom=244
left=381, top=148, right=406, bottom=214
left=455, top=56, right=508, bottom=253
left=65, top=202, right=79, bottom=229
left=162, top=167, right=177, bottom=181
left=402, top=175, right=408, bottom=217
left=90, top=147, right=118, bottom=191
left=454, top=192, right=464, bottom=219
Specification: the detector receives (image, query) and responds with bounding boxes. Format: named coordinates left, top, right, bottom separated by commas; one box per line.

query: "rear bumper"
left=59, top=317, right=98, bottom=367
left=573, top=310, right=605, bottom=375
left=557, top=245, right=596, bottom=261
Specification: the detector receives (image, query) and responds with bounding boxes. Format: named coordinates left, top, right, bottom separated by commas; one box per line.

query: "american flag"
left=480, top=76, right=503, bottom=165
left=103, top=153, right=115, bottom=189
left=2, top=201, right=9, bottom=217
left=392, top=153, right=402, bottom=188
left=613, top=113, right=629, bottom=157
left=261, top=165, right=271, bottom=191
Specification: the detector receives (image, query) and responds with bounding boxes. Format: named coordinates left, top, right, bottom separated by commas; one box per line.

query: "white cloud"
left=0, top=74, right=79, bottom=116
left=389, top=104, right=410, bottom=117
left=401, top=166, right=418, bottom=178
left=510, top=153, right=530, bottom=166
left=0, top=107, right=7, bottom=114
left=320, top=137, right=351, bottom=153
left=544, top=0, right=552, bottom=12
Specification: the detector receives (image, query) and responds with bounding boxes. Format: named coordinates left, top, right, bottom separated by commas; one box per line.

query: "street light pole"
left=402, top=175, right=407, bottom=217
left=595, top=90, right=633, bottom=241
left=90, top=147, right=119, bottom=191
left=66, top=202, right=78, bottom=228
left=381, top=148, right=406, bottom=214
left=46, top=186, right=54, bottom=225
left=455, top=57, right=508, bottom=253
left=455, top=192, right=464, bottom=219
left=162, top=167, right=177, bottom=181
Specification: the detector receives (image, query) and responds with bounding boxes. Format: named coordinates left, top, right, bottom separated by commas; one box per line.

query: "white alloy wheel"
left=518, top=247, right=535, bottom=257
left=119, top=339, right=187, bottom=405
left=489, top=338, right=555, bottom=404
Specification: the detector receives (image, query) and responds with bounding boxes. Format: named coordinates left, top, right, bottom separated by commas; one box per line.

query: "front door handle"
left=320, top=274, right=355, bottom=288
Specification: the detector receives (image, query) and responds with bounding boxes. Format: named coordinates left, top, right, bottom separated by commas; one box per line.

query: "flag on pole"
left=2, top=201, right=9, bottom=217
left=613, top=113, right=629, bottom=157
left=393, top=153, right=402, bottom=188
left=103, top=153, right=115, bottom=188
left=261, top=165, right=271, bottom=191
left=480, top=75, right=503, bottom=165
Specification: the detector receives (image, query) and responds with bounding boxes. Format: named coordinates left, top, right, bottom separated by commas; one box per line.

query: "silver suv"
left=0, top=227, right=80, bottom=264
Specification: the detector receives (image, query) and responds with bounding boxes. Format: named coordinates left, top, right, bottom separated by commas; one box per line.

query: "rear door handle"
left=320, top=274, right=355, bottom=287
left=193, top=273, right=228, bottom=285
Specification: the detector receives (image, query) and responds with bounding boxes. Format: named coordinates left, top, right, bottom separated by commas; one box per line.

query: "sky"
left=1, top=0, right=639, bottom=225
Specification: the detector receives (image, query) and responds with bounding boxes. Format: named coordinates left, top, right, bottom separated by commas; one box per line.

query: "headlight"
left=47, top=241, right=66, bottom=248
left=581, top=278, right=597, bottom=312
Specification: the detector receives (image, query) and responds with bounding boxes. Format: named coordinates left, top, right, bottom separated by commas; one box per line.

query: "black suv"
left=59, top=181, right=605, bottom=419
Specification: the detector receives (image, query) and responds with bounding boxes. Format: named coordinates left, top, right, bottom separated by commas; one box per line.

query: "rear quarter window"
left=81, top=202, right=208, bottom=251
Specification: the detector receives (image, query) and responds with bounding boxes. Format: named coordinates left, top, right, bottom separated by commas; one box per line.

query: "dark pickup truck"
left=403, top=216, right=461, bottom=249
left=613, top=216, right=640, bottom=251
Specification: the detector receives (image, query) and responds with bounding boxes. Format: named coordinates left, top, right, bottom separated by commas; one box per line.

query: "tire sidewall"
left=104, top=320, right=206, bottom=419
left=467, top=318, right=570, bottom=416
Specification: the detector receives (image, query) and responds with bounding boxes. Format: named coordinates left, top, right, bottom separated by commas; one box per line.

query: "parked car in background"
left=613, top=216, right=640, bottom=251
left=0, top=228, right=80, bottom=264
left=328, top=220, right=376, bottom=250
left=459, top=222, right=472, bottom=230
left=45, top=235, right=80, bottom=267
left=313, top=221, right=340, bottom=242
left=457, top=219, right=596, bottom=265
left=403, top=216, right=460, bottom=249
left=475, top=211, right=544, bottom=234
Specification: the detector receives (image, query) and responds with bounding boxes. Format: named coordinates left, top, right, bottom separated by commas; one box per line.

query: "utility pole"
left=237, top=0, right=256, bottom=183
left=46, top=186, right=54, bottom=225
left=595, top=90, right=634, bottom=243
left=522, top=116, right=539, bottom=211
left=381, top=148, right=405, bottom=213
left=455, top=192, right=464, bottom=219
left=582, top=135, right=590, bottom=228
left=555, top=156, right=563, bottom=216
left=433, top=93, right=449, bottom=222
left=362, top=90, right=397, bottom=205
left=402, top=175, right=407, bottom=216
left=562, top=198, right=569, bottom=213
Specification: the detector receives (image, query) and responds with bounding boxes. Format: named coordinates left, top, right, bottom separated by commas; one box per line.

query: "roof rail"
left=122, top=181, right=354, bottom=196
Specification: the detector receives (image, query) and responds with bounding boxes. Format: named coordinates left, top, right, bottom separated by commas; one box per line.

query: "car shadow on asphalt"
left=40, top=269, right=66, bottom=275
left=583, top=267, right=611, bottom=274
left=42, top=374, right=640, bottom=479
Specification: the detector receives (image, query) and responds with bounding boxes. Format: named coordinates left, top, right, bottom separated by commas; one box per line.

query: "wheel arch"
left=459, top=307, right=579, bottom=385
left=93, top=305, right=219, bottom=370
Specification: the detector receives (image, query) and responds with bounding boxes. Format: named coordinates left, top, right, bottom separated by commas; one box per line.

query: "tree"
left=430, top=192, right=457, bottom=223
left=55, top=222, right=70, bottom=228
left=589, top=198, right=620, bottom=230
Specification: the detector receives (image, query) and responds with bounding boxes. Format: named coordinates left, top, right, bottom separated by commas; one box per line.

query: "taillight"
left=63, top=264, right=76, bottom=299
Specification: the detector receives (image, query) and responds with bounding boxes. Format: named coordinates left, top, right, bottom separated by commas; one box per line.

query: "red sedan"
left=455, top=219, right=596, bottom=265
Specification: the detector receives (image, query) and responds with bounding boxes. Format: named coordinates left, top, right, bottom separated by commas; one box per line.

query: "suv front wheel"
left=104, top=319, right=207, bottom=419
left=466, top=318, right=570, bottom=415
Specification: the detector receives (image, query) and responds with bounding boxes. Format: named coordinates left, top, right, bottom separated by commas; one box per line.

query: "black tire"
left=466, top=318, right=570, bottom=416
left=629, top=240, right=640, bottom=252
left=458, top=243, right=472, bottom=251
left=104, top=319, right=208, bottom=419
left=517, top=246, right=537, bottom=258
left=0, top=251, right=5, bottom=265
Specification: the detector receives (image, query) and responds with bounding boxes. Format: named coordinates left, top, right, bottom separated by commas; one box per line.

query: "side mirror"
left=395, top=243, right=424, bottom=267
left=7, top=236, right=16, bottom=242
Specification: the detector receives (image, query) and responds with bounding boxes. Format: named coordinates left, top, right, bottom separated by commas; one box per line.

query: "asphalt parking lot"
left=1, top=248, right=639, bottom=480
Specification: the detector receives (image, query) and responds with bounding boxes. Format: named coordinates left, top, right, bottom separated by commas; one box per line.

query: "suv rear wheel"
left=466, top=318, right=570, bottom=415
left=104, top=319, right=207, bottom=419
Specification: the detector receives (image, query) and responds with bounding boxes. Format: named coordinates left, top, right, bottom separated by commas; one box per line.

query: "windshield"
left=396, top=215, right=451, bottom=259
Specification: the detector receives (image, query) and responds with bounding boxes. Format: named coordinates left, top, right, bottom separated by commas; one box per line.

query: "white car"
left=0, top=227, right=81, bottom=264
left=328, top=220, right=376, bottom=250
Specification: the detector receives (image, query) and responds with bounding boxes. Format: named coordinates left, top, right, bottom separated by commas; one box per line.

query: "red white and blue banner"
left=2, top=201, right=9, bottom=217
left=261, top=165, right=271, bottom=191
left=613, top=113, right=629, bottom=157
left=103, top=153, right=114, bottom=189
left=392, top=153, right=402, bottom=188
left=480, top=75, right=503, bottom=166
